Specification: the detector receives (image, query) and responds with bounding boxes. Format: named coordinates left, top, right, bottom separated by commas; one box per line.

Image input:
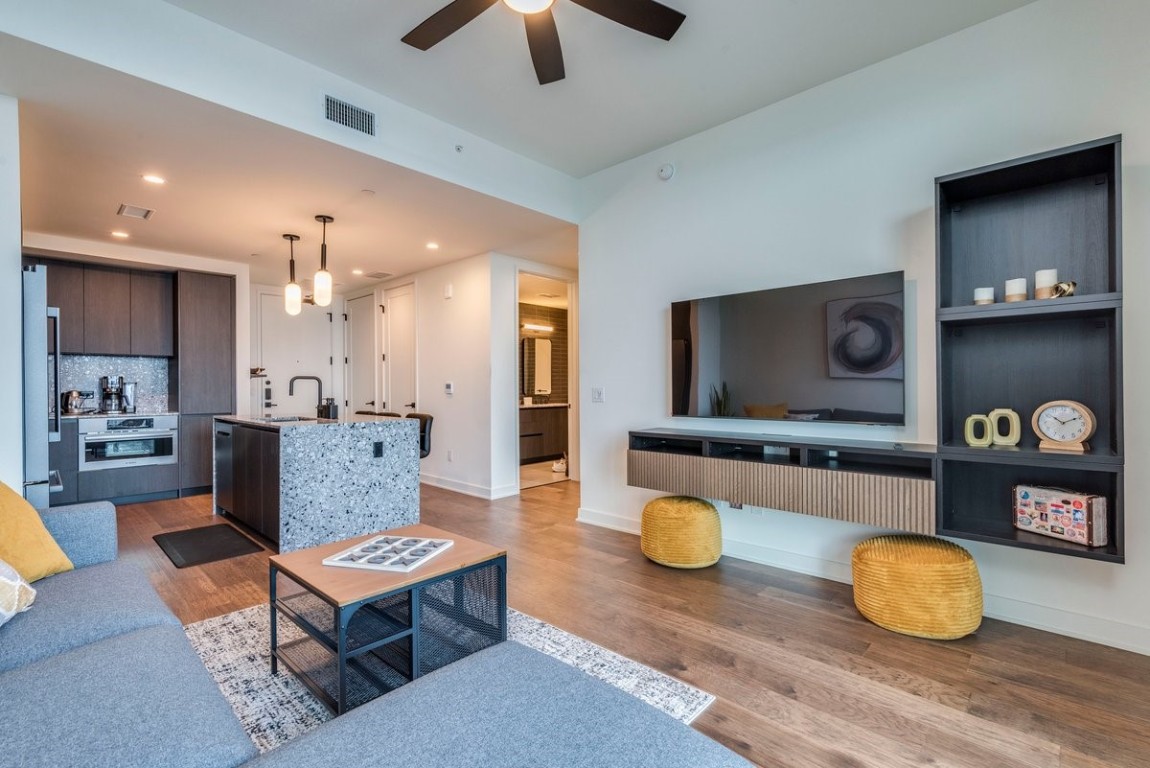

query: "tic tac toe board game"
left=322, top=535, right=454, bottom=573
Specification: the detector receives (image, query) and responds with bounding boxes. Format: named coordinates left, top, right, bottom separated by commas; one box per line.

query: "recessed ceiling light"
left=111, top=231, right=130, bottom=239
left=142, top=174, right=166, bottom=185
left=426, top=242, right=439, bottom=250
left=352, top=269, right=364, bottom=276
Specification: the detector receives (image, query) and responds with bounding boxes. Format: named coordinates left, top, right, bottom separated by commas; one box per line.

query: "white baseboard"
left=577, top=509, right=1150, bottom=656
left=419, top=473, right=498, bottom=500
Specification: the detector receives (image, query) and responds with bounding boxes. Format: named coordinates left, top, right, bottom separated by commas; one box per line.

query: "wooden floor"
left=118, top=484, right=1150, bottom=768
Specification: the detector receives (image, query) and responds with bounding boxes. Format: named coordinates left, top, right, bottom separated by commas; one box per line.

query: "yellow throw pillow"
left=0, top=482, right=74, bottom=582
left=743, top=402, right=788, bottom=419
left=0, top=557, right=36, bottom=628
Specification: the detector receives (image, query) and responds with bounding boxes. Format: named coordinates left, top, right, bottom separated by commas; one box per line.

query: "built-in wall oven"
left=78, top=415, right=179, bottom=472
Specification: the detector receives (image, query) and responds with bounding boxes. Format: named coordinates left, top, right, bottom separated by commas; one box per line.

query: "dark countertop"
left=520, top=403, right=570, bottom=409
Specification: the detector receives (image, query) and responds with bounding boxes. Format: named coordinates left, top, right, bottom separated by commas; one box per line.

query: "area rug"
left=154, top=524, right=264, bottom=568
left=185, top=604, right=714, bottom=752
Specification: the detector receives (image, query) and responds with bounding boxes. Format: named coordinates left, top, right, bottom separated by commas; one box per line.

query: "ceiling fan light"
left=285, top=282, right=303, bottom=316
left=504, top=0, right=554, bottom=14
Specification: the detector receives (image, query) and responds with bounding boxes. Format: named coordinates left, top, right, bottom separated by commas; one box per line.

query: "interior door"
left=384, top=284, right=416, bottom=413
left=257, top=292, right=333, bottom=416
left=346, top=295, right=378, bottom=413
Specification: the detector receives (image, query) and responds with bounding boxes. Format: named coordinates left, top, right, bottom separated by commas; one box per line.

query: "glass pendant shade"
left=283, top=233, right=303, bottom=315
left=504, top=0, right=553, bottom=12
left=313, top=269, right=333, bottom=307
left=284, top=282, right=302, bottom=315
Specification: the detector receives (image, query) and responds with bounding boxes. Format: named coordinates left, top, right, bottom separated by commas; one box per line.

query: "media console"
left=627, top=428, right=937, bottom=535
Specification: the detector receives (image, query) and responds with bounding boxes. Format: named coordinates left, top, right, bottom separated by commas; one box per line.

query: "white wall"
left=577, top=0, right=1150, bottom=653
left=0, top=95, right=22, bottom=490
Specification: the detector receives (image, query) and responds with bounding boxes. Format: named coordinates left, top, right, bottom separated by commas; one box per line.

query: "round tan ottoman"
left=641, top=496, right=722, bottom=569
left=851, top=534, right=983, bottom=640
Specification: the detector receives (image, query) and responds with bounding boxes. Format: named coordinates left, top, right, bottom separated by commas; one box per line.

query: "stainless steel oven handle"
left=83, top=431, right=176, bottom=442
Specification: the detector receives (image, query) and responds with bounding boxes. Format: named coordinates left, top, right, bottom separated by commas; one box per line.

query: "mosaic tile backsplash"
left=59, top=355, right=170, bottom=413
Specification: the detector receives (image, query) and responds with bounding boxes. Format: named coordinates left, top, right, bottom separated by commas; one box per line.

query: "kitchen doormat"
left=154, top=524, right=264, bottom=568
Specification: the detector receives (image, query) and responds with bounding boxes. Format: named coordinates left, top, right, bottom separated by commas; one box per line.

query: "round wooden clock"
left=1031, top=400, right=1096, bottom=453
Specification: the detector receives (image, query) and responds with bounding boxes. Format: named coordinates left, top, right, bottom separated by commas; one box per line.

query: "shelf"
left=939, top=523, right=1123, bottom=564
left=938, top=293, right=1120, bottom=323
left=937, top=444, right=1122, bottom=469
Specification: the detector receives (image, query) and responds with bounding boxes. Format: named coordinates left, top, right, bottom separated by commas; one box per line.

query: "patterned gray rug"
left=185, top=605, right=714, bottom=753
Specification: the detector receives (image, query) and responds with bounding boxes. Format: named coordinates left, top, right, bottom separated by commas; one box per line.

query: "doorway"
left=517, top=273, right=571, bottom=490
left=383, top=284, right=417, bottom=414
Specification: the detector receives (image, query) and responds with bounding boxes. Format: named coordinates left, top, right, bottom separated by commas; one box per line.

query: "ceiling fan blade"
left=524, top=9, right=565, bottom=85
left=569, top=0, right=685, bottom=41
left=401, top=0, right=500, bottom=50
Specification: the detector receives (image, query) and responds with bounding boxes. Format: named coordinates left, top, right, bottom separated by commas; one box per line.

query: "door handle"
left=366, top=400, right=375, bottom=406
left=404, top=402, right=416, bottom=409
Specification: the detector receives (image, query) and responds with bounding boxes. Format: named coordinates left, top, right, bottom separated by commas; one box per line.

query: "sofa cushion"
left=248, top=640, right=749, bottom=767
left=0, top=623, right=258, bottom=768
left=0, top=481, right=73, bottom=582
left=0, top=557, right=36, bottom=628
left=0, top=559, right=179, bottom=672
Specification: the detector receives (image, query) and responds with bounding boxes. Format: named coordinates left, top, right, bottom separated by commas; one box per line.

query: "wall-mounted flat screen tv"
left=671, top=271, right=905, bottom=425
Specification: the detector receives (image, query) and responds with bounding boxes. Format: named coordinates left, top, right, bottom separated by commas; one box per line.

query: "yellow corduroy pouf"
left=851, top=534, right=983, bottom=640
left=641, top=496, right=722, bottom=569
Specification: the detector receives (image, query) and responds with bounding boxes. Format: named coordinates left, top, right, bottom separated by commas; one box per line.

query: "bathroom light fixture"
left=313, top=214, right=334, bottom=307
left=522, top=322, right=554, bottom=333
left=283, top=233, right=302, bottom=316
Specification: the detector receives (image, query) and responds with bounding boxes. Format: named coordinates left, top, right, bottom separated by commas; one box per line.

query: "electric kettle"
left=60, top=390, right=92, bottom=414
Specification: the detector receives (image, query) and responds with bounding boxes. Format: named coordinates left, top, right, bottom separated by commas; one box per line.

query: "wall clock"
left=1031, top=400, right=1096, bottom=453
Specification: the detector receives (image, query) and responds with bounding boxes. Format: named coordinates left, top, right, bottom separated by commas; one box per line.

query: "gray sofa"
left=1, top=502, right=750, bottom=767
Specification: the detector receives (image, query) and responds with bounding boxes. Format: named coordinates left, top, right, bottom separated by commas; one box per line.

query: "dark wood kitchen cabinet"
left=223, top=423, right=280, bottom=543
left=130, top=271, right=175, bottom=356
left=45, top=261, right=85, bottom=354
left=178, top=414, right=215, bottom=492
left=83, top=267, right=132, bottom=355
left=176, top=270, right=235, bottom=415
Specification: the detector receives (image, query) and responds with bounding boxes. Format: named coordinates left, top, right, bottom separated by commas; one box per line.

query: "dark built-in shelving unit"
left=935, top=135, right=1124, bottom=563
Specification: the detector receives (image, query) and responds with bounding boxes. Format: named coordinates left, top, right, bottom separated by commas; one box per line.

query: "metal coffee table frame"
left=270, top=555, right=507, bottom=715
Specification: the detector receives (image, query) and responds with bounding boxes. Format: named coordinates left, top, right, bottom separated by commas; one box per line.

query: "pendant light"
left=283, top=233, right=302, bottom=316
left=313, top=214, right=334, bottom=308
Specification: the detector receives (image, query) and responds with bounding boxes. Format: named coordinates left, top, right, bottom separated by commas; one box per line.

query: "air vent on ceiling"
left=325, top=95, right=375, bottom=136
left=117, top=203, right=154, bottom=220
left=364, top=271, right=392, bottom=280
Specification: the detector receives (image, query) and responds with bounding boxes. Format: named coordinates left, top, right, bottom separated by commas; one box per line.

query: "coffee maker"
left=99, top=375, right=125, bottom=414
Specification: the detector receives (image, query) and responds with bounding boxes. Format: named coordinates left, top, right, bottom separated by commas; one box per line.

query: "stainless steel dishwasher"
left=214, top=422, right=233, bottom=515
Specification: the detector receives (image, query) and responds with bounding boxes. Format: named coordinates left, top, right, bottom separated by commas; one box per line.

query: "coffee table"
left=269, top=523, right=507, bottom=714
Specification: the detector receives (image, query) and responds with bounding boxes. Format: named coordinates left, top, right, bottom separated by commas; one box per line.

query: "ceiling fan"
left=402, top=0, right=686, bottom=85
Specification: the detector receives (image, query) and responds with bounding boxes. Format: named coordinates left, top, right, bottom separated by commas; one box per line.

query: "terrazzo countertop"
left=216, top=413, right=401, bottom=429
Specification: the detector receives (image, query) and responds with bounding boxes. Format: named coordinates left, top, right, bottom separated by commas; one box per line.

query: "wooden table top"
left=269, top=524, right=506, bottom=607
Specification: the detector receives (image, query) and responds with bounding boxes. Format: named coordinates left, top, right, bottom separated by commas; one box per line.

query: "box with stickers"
left=1013, top=485, right=1108, bottom=547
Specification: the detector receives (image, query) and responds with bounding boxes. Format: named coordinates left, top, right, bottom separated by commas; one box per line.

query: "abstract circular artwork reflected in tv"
left=830, top=300, right=904, bottom=375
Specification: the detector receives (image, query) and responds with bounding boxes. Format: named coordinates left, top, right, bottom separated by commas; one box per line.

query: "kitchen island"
left=213, top=414, right=420, bottom=552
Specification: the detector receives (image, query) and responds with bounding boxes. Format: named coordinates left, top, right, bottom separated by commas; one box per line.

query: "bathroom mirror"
left=520, top=338, right=552, bottom=397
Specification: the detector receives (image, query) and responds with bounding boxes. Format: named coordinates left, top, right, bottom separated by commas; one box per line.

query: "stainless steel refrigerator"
left=22, top=264, right=61, bottom=507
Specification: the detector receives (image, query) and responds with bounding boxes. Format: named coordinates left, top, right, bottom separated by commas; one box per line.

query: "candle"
left=1035, top=268, right=1058, bottom=299
left=1005, top=278, right=1027, bottom=302
left=973, top=287, right=995, bottom=305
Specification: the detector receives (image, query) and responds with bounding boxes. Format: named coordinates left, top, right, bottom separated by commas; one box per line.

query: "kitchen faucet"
left=288, top=376, right=323, bottom=406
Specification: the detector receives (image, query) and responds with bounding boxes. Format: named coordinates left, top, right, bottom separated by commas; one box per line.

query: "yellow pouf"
left=641, top=496, right=722, bottom=569
left=851, top=535, right=983, bottom=640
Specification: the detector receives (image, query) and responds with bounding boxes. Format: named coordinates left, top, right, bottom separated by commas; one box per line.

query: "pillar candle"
left=973, top=287, right=994, bottom=305
left=1005, top=278, right=1027, bottom=302
left=1035, top=268, right=1058, bottom=299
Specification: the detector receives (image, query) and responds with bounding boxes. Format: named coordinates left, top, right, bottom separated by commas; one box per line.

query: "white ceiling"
left=1, top=2, right=1034, bottom=288
left=162, top=0, right=1036, bottom=177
